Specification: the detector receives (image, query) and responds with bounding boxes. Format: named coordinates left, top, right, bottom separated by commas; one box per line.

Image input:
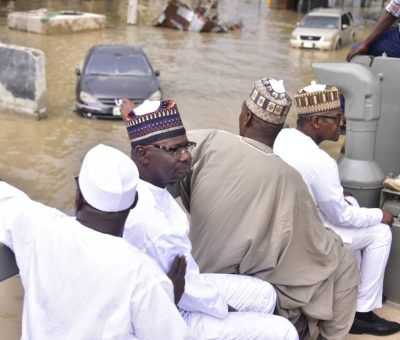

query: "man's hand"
left=381, top=209, right=394, bottom=226
left=346, top=41, right=369, bottom=62
left=167, top=255, right=187, bottom=305
left=120, top=99, right=136, bottom=122
left=346, top=10, right=396, bottom=62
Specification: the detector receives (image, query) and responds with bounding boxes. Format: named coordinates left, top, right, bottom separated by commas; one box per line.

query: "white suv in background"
left=290, top=8, right=355, bottom=50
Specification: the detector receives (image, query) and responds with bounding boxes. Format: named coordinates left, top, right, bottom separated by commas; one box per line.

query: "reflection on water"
left=0, top=1, right=383, bottom=338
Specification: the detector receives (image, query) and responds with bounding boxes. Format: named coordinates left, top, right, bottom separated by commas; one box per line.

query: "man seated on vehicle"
left=347, top=0, right=400, bottom=60
left=0, top=144, right=192, bottom=340
left=175, top=78, right=360, bottom=339
left=119, top=98, right=298, bottom=340
left=273, top=81, right=399, bottom=336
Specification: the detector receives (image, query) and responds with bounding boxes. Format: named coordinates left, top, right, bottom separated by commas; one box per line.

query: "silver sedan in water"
left=290, top=8, right=356, bottom=51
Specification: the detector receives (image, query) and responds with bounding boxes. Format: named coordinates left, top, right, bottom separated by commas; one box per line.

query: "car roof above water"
left=88, top=44, right=144, bottom=55
left=307, top=8, right=350, bottom=17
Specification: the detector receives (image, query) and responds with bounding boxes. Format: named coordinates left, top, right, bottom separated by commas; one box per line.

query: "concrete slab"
left=7, top=9, right=106, bottom=34
left=0, top=43, right=46, bottom=118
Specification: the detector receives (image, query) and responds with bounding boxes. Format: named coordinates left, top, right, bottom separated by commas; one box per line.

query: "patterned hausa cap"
left=295, top=81, right=341, bottom=115
left=245, top=78, right=292, bottom=125
left=125, top=100, right=186, bottom=147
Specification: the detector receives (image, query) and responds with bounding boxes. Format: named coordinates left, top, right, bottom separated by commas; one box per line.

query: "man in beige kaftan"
left=179, top=78, right=360, bottom=339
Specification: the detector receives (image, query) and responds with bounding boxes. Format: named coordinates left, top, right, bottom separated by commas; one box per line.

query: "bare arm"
left=347, top=10, right=396, bottom=61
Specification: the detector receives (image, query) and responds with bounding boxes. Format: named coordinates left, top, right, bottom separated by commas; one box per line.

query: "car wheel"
left=335, top=39, right=342, bottom=50
left=352, top=33, right=356, bottom=42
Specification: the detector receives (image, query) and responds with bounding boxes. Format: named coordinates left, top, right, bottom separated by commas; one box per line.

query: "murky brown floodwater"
left=0, top=0, right=382, bottom=338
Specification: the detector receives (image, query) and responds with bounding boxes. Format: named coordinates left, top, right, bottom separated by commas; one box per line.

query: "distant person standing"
left=347, top=0, right=400, bottom=60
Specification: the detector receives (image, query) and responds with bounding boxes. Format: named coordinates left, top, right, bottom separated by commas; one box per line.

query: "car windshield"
left=300, top=15, right=339, bottom=29
left=85, top=54, right=152, bottom=76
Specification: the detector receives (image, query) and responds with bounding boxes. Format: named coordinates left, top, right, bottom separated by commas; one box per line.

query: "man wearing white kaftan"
left=124, top=179, right=298, bottom=339
left=122, top=98, right=298, bottom=340
left=273, top=82, right=398, bottom=336
left=0, top=147, right=191, bottom=340
left=274, top=129, right=391, bottom=307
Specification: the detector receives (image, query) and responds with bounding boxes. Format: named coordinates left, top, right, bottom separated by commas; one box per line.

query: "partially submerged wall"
left=0, top=43, right=46, bottom=118
left=8, top=9, right=106, bottom=34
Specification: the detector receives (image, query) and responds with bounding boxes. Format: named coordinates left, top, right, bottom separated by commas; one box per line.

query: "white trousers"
left=329, top=197, right=392, bottom=312
left=182, top=273, right=298, bottom=340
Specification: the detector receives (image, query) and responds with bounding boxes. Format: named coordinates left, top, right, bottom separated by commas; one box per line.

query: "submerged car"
left=75, top=44, right=162, bottom=119
left=290, top=8, right=355, bottom=51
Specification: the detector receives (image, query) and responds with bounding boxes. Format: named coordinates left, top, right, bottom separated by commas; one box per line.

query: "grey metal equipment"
left=0, top=243, right=18, bottom=282
left=360, top=56, right=400, bottom=304
left=369, top=57, right=400, bottom=177
left=313, top=57, right=400, bottom=303
left=313, top=61, right=384, bottom=208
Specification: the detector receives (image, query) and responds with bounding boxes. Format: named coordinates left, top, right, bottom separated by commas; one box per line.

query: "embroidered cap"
left=295, top=81, right=341, bottom=115
left=79, top=144, right=139, bottom=212
left=245, top=78, right=292, bottom=125
left=125, top=100, right=186, bottom=147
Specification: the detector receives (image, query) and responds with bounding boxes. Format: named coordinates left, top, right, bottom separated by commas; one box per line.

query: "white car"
left=290, top=8, right=355, bottom=50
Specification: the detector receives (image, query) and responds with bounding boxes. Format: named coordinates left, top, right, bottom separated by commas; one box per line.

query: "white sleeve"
left=0, top=182, right=66, bottom=248
left=130, top=271, right=194, bottom=340
left=149, top=232, right=228, bottom=318
left=311, top=160, right=383, bottom=228
left=0, top=182, right=31, bottom=246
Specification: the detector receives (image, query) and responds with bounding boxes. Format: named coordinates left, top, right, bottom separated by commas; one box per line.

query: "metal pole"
left=127, top=0, right=137, bottom=25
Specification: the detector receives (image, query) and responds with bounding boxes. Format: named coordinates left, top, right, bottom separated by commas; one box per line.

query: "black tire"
left=335, top=40, right=342, bottom=50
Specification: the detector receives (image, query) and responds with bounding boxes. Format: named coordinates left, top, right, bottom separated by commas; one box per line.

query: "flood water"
left=0, top=0, right=379, bottom=211
left=0, top=0, right=381, bottom=338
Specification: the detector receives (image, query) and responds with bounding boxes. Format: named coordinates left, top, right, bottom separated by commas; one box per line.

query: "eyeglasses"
left=316, top=114, right=344, bottom=123
left=151, top=141, right=196, bottom=159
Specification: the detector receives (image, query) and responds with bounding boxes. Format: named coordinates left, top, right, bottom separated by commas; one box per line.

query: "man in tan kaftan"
left=179, top=78, right=360, bottom=339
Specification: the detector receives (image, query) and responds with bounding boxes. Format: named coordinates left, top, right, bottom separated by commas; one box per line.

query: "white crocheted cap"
left=79, top=144, right=138, bottom=212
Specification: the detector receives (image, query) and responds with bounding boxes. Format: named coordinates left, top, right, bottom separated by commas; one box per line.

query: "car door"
left=340, top=13, right=352, bottom=44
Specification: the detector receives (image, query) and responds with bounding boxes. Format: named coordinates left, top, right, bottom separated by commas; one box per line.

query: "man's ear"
left=244, top=110, right=253, bottom=127
left=133, top=145, right=150, bottom=164
left=310, top=115, right=321, bottom=129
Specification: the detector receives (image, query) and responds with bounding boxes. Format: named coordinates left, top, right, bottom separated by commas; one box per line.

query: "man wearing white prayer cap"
left=0, top=144, right=192, bottom=340
left=274, top=81, right=399, bottom=336
left=119, top=98, right=299, bottom=339
left=177, top=77, right=360, bottom=339
left=75, top=143, right=139, bottom=237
